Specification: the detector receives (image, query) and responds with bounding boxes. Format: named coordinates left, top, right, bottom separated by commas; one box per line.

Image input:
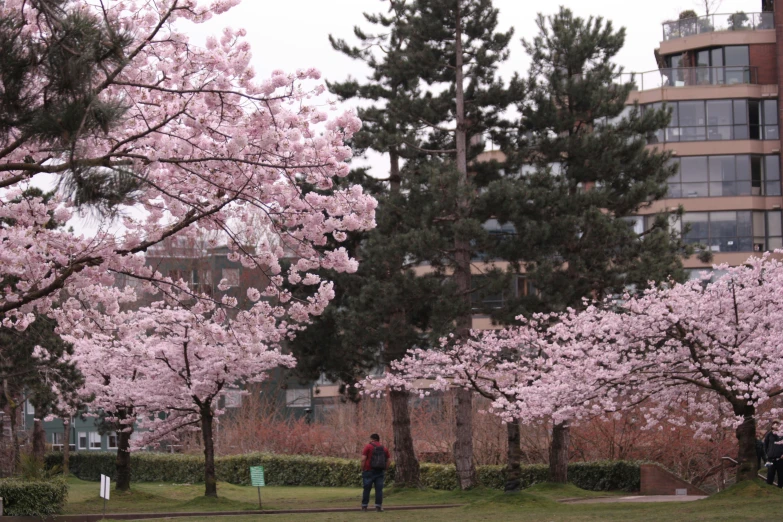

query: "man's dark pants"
left=767, top=459, right=783, bottom=487
left=362, top=469, right=385, bottom=507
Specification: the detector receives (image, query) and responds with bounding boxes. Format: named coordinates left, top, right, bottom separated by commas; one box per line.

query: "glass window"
left=707, top=100, right=732, bottom=125
left=711, top=211, right=737, bottom=237
left=107, top=433, right=118, bottom=450
left=711, top=48, right=724, bottom=67
left=724, top=46, right=750, bottom=66
left=765, top=156, right=781, bottom=196
left=680, top=157, right=708, bottom=182
left=736, top=155, right=751, bottom=180
left=733, top=100, right=747, bottom=125
left=683, top=213, right=709, bottom=242
left=285, top=388, right=311, bottom=408
left=769, top=211, right=783, bottom=237
left=221, top=268, right=240, bottom=288
left=78, top=432, right=88, bottom=450
left=737, top=211, right=752, bottom=237
left=751, top=156, right=763, bottom=195
left=697, top=50, right=710, bottom=67
left=710, top=156, right=735, bottom=181
left=750, top=100, right=762, bottom=139
left=89, top=432, right=101, bottom=450
left=679, top=101, right=705, bottom=127
left=764, top=100, right=778, bottom=125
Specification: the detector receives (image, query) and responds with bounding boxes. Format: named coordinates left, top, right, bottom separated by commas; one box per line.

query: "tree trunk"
left=389, top=389, right=420, bottom=488
left=451, top=1, right=477, bottom=492
left=62, top=418, right=70, bottom=477
left=201, top=406, right=218, bottom=497
left=505, top=420, right=522, bottom=492
left=32, top=418, right=45, bottom=461
left=548, top=422, right=570, bottom=483
left=116, top=422, right=134, bottom=492
left=734, top=410, right=758, bottom=482
left=385, top=148, right=421, bottom=490
left=453, top=387, right=477, bottom=489
left=3, top=379, right=20, bottom=474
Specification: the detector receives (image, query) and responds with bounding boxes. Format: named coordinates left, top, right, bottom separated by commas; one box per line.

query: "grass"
left=63, top=476, right=783, bottom=521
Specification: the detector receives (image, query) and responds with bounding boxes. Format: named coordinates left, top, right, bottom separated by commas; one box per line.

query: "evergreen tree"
left=292, top=2, right=443, bottom=487
left=0, top=314, right=82, bottom=471
left=483, top=7, right=707, bottom=483
left=396, top=0, right=523, bottom=489
left=0, top=0, right=140, bottom=211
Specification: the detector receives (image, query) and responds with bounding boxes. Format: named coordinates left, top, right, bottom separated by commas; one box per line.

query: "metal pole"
left=257, top=486, right=262, bottom=509
left=103, top=496, right=106, bottom=519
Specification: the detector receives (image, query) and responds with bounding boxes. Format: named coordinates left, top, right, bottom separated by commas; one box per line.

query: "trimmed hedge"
left=45, top=452, right=640, bottom=491
left=0, top=478, right=68, bottom=516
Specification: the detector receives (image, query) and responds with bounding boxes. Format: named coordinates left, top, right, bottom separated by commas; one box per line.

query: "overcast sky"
left=183, top=0, right=755, bottom=176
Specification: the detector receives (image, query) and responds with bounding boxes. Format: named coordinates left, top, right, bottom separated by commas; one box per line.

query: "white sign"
left=100, top=474, right=111, bottom=500
left=675, top=488, right=687, bottom=496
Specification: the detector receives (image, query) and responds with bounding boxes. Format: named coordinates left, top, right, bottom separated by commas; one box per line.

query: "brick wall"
left=640, top=464, right=708, bottom=496
left=750, top=43, right=777, bottom=85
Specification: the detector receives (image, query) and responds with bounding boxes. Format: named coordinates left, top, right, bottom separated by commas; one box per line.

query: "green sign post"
left=250, top=466, right=265, bottom=509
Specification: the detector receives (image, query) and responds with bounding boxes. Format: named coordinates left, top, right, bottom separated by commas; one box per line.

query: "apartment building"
left=628, top=0, right=782, bottom=275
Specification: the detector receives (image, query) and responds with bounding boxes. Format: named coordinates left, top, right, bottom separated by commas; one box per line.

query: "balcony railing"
left=620, top=66, right=758, bottom=92
left=662, top=12, right=774, bottom=41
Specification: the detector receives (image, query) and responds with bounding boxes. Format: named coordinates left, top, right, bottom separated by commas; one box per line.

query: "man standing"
left=764, top=421, right=783, bottom=487
left=361, top=433, right=391, bottom=512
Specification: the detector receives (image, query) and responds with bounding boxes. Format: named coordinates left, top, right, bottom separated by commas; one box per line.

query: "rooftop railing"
left=620, top=66, right=758, bottom=91
left=662, top=12, right=773, bottom=41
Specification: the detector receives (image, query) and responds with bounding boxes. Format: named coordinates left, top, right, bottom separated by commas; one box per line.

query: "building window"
left=107, top=433, right=118, bottom=449
left=221, top=268, right=240, bottom=288
left=646, top=99, right=779, bottom=143
left=224, top=390, right=242, bottom=408
left=667, top=155, right=781, bottom=197
left=664, top=46, right=751, bottom=86
left=655, top=210, right=783, bottom=252
left=89, top=432, right=102, bottom=450
left=78, top=432, right=88, bottom=450
left=285, top=388, right=311, bottom=408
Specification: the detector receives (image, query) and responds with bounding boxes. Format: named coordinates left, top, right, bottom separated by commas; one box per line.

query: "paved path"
left=1, top=505, right=464, bottom=522
left=561, top=495, right=707, bottom=504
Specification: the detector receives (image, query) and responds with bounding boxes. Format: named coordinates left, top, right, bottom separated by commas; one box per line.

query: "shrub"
left=0, top=478, right=68, bottom=516
left=46, top=452, right=640, bottom=491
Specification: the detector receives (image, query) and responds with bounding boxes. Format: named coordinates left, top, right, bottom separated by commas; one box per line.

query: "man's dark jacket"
left=764, top=431, right=783, bottom=460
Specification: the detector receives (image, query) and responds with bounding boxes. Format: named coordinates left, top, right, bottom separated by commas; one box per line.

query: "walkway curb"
left=1, top=504, right=464, bottom=521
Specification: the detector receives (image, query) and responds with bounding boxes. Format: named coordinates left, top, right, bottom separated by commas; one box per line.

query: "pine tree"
left=396, top=0, right=523, bottom=489
left=291, top=3, right=441, bottom=487
left=0, top=0, right=139, bottom=212
left=0, top=314, right=82, bottom=471
left=483, top=7, right=707, bottom=483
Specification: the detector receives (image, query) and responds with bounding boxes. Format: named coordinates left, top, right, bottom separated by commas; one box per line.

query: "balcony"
left=621, top=66, right=758, bottom=92
left=662, top=12, right=773, bottom=41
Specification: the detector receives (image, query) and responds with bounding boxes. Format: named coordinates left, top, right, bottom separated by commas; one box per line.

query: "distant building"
left=627, top=0, right=782, bottom=277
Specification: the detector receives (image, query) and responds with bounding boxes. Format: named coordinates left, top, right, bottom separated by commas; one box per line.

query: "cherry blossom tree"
left=362, top=318, right=617, bottom=491
left=0, top=0, right=376, bottom=331
left=1, top=0, right=377, bottom=497
left=62, top=286, right=151, bottom=491
left=59, top=288, right=297, bottom=497
left=569, top=252, right=783, bottom=482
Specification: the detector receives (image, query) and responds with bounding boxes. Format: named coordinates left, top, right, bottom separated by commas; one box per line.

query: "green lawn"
left=63, top=476, right=783, bottom=521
